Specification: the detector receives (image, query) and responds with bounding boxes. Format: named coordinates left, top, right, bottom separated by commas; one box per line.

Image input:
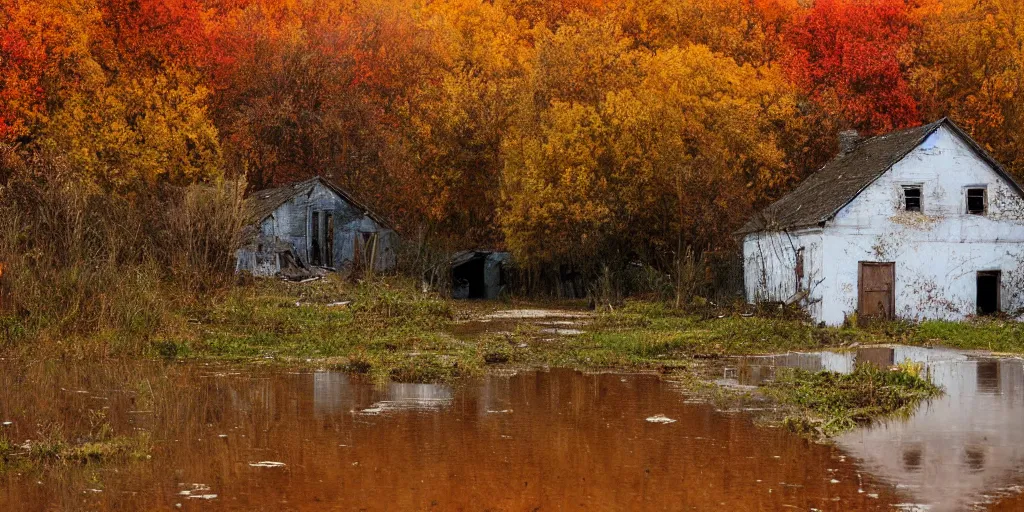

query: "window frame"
left=901, top=184, right=923, bottom=213
left=965, top=186, right=988, bottom=215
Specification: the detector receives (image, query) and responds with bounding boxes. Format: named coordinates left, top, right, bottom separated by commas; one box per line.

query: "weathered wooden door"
left=310, top=211, right=321, bottom=266
left=858, top=262, right=895, bottom=322
left=324, top=212, right=335, bottom=268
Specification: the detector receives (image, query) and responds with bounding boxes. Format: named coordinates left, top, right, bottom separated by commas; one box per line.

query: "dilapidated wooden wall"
left=237, top=180, right=397, bottom=276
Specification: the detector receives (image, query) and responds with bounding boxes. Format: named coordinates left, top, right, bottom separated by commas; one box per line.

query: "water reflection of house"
left=732, top=349, right=1024, bottom=509
left=736, top=352, right=848, bottom=384
left=313, top=372, right=358, bottom=415
left=731, top=346, right=967, bottom=386
left=312, top=372, right=454, bottom=415
left=836, top=359, right=1024, bottom=511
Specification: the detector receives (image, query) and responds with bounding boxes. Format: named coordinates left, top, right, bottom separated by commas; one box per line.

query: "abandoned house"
left=738, top=118, right=1024, bottom=325
left=236, top=176, right=397, bottom=277
left=449, top=251, right=511, bottom=299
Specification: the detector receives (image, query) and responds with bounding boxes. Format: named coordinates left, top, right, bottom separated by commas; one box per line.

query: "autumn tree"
left=499, top=15, right=636, bottom=270
left=604, top=46, right=796, bottom=259
left=93, top=0, right=216, bottom=72
left=501, top=13, right=797, bottom=277
left=209, top=0, right=440, bottom=220
left=404, top=0, right=530, bottom=247
left=913, top=0, right=1024, bottom=178
left=785, top=0, right=921, bottom=135
left=612, top=0, right=800, bottom=67
left=40, top=68, right=222, bottom=191
left=0, top=0, right=99, bottom=142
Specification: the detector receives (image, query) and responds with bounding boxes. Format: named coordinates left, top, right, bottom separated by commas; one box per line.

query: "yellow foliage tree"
left=502, top=29, right=798, bottom=273
left=604, top=45, right=795, bottom=256
left=42, top=68, right=222, bottom=192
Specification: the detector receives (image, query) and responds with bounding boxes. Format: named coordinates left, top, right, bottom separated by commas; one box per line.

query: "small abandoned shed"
left=236, top=176, right=397, bottom=277
left=738, top=118, right=1024, bottom=325
left=450, top=251, right=510, bottom=299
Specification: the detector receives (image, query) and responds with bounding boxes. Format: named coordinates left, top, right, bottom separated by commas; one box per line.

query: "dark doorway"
left=324, top=212, right=335, bottom=268
left=310, top=211, right=322, bottom=266
left=977, top=271, right=1000, bottom=315
left=452, top=255, right=487, bottom=299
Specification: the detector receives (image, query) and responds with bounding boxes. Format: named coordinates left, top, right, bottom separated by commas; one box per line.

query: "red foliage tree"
left=0, top=20, right=43, bottom=141
left=785, top=0, right=921, bottom=134
left=94, top=0, right=216, bottom=72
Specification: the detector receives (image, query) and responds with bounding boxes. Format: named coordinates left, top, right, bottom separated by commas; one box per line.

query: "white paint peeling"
left=745, top=125, right=1024, bottom=325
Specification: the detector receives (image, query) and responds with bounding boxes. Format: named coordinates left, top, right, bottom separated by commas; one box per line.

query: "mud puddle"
left=2, top=350, right=1022, bottom=510
left=721, top=345, right=1024, bottom=511
left=0, top=361, right=917, bottom=511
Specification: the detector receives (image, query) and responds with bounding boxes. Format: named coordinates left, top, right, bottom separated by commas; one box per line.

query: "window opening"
left=967, top=188, right=987, bottom=215
left=902, top=185, right=921, bottom=212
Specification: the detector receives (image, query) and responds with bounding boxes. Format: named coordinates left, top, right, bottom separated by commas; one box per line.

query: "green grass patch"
left=904, top=319, right=1024, bottom=352
left=585, top=308, right=1024, bottom=362
left=0, top=430, right=150, bottom=472
left=763, top=364, right=942, bottom=436
left=583, top=314, right=874, bottom=359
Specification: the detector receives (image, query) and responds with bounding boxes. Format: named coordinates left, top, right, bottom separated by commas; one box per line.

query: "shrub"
left=0, top=149, right=245, bottom=354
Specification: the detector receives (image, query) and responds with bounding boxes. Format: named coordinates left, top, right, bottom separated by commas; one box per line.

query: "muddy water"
left=0, top=362, right=908, bottom=511
left=725, top=346, right=1024, bottom=511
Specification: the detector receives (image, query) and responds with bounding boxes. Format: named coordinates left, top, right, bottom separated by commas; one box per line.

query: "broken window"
left=902, top=185, right=921, bottom=212
left=967, top=188, right=987, bottom=215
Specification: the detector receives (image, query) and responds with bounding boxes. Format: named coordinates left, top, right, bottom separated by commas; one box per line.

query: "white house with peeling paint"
left=738, top=118, right=1024, bottom=325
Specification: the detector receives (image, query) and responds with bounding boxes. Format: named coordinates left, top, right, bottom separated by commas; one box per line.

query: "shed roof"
left=245, top=176, right=395, bottom=230
left=737, top=118, right=1024, bottom=235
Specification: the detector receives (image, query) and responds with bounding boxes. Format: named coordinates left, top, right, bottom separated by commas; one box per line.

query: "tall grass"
left=0, top=148, right=245, bottom=355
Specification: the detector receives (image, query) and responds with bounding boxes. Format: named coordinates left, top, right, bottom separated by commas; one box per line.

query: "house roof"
left=245, top=176, right=395, bottom=230
left=737, top=118, right=1024, bottom=235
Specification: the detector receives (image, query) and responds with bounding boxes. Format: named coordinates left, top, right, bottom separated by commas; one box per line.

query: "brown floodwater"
left=1, top=350, right=1022, bottom=511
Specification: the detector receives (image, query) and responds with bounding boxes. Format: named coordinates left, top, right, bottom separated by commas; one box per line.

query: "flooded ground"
left=452, top=307, right=592, bottom=339
left=1, top=346, right=1023, bottom=510
left=0, top=361, right=904, bottom=511
left=722, top=346, right=1024, bottom=511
